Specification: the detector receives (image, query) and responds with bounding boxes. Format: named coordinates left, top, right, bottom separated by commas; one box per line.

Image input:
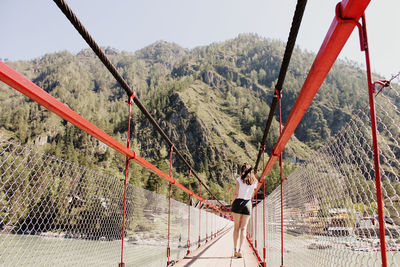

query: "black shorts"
left=231, top=198, right=251, bottom=215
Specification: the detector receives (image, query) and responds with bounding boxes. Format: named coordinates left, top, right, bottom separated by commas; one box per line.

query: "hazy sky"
left=0, top=0, right=398, bottom=77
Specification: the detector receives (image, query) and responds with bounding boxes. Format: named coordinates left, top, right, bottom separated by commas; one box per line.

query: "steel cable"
left=254, top=0, right=308, bottom=173
left=52, top=0, right=223, bottom=207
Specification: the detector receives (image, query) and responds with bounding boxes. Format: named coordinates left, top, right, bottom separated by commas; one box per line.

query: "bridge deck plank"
left=174, top=227, right=259, bottom=267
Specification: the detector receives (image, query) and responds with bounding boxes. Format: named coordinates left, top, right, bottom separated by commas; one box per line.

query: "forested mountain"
left=0, top=34, right=374, bottom=202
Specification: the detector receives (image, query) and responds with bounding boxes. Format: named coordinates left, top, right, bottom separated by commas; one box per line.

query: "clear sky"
left=0, top=0, right=398, bottom=77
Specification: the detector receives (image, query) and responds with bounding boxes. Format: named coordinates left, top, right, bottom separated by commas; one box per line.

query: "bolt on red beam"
left=0, top=61, right=223, bottom=214
left=257, top=0, right=371, bottom=187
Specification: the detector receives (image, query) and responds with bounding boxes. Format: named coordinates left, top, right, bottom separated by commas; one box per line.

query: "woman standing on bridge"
left=231, top=162, right=258, bottom=258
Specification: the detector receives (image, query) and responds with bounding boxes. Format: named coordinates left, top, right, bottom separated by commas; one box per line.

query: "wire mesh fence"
left=249, top=80, right=400, bottom=266
left=0, top=137, right=232, bottom=266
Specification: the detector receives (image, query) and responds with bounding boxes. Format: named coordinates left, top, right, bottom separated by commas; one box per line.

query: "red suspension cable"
left=262, top=146, right=266, bottom=267
left=167, top=145, right=174, bottom=266
left=198, top=185, right=202, bottom=248
left=119, top=95, right=134, bottom=267
left=210, top=197, right=213, bottom=240
left=255, top=185, right=258, bottom=250
left=206, top=194, right=209, bottom=243
left=262, top=181, right=266, bottom=266
left=167, top=182, right=172, bottom=265
left=251, top=198, right=254, bottom=241
left=187, top=169, right=192, bottom=256
left=359, top=14, right=388, bottom=267
left=278, top=91, right=284, bottom=267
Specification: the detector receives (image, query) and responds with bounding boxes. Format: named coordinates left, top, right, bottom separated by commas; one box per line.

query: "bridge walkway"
left=175, top=227, right=259, bottom=267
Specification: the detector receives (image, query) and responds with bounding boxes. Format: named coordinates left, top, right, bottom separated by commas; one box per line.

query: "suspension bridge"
left=1, top=0, right=400, bottom=266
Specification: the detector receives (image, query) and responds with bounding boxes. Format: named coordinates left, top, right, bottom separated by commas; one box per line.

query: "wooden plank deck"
left=174, top=227, right=260, bottom=267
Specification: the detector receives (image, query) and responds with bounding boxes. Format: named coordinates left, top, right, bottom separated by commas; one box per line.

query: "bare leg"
left=232, top=212, right=241, bottom=252
left=238, top=214, right=251, bottom=252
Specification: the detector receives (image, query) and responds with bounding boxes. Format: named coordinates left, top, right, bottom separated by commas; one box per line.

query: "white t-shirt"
left=236, top=176, right=258, bottom=200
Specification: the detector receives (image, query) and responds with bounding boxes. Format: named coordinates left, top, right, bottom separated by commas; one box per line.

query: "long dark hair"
left=240, top=163, right=257, bottom=185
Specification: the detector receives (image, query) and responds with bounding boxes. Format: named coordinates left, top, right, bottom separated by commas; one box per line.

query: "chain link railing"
left=0, top=137, right=232, bottom=266
left=248, top=78, right=400, bottom=267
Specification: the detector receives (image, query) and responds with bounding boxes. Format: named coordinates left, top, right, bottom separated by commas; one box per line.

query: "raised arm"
left=253, top=180, right=259, bottom=197
left=232, top=181, right=239, bottom=204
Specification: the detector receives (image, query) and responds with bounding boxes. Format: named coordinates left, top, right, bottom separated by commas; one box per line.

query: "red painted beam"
left=0, top=61, right=223, bottom=214
left=0, top=61, right=134, bottom=160
left=258, top=0, right=371, bottom=185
